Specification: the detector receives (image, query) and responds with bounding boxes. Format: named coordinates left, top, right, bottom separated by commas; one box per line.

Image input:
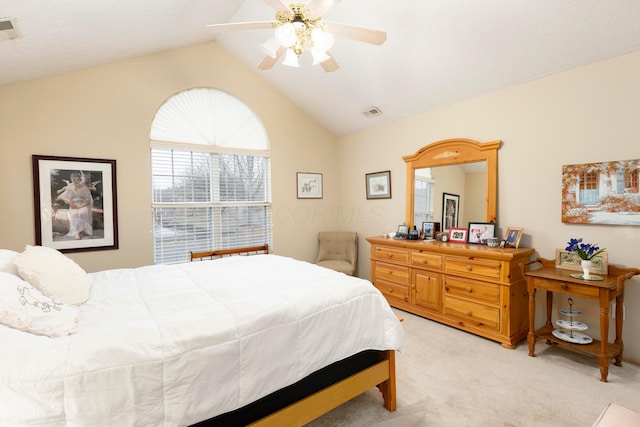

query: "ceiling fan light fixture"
left=282, top=49, right=300, bottom=67
left=311, top=27, right=334, bottom=52
left=260, top=37, right=280, bottom=58
left=275, top=23, right=296, bottom=47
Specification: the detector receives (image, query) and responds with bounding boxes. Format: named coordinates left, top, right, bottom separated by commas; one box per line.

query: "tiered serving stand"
left=552, top=297, right=593, bottom=344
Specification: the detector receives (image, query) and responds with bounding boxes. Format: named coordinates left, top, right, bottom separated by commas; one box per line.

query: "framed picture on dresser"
left=448, top=227, right=468, bottom=243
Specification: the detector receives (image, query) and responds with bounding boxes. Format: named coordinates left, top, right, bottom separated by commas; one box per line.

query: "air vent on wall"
left=362, top=107, right=382, bottom=118
left=0, top=18, right=20, bottom=41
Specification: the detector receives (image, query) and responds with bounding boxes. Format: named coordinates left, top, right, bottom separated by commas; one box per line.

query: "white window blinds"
left=150, top=88, right=271, bottom=264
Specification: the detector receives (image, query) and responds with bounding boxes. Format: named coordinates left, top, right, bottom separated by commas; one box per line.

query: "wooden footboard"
left=190, top=244, right=269, bottom=261
left=249, top=350, right=397, bottom=427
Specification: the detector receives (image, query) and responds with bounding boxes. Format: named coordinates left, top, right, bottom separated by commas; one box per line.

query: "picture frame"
left=297, top=172, right=323, bottom=199
left=467, top=222, right=496, bottom=245
left=396, top=224, right=409, bottom=238
left=555, top=249, right=609, bottom=274
left=422, top=221, right=440, bottom=240
left=366, top=170, right=391, bottom=199
left=503, top=227, right=523, bottom=248
left=32, top=155, right=118, bottom=253
left=442, top=193, right=460, bottom=231
left=448, top=227, right=468, bottom=243
left=562, top=158, right=640, bottom=225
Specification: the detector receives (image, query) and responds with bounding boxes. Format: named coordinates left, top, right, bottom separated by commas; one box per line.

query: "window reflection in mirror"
left=413, top=161, right=487, bottom=230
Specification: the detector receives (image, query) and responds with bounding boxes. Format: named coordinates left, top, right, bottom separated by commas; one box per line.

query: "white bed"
left=0, top=249, right=404, bottom=426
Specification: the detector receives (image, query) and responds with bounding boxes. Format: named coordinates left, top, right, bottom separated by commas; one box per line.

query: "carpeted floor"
left=307, top=309, right=640, bottom=426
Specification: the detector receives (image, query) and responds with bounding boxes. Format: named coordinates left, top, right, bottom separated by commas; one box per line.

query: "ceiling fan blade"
left=263, top=0, right=289, bottom=12
left=206, top=21, right=274, bottom=34
left=258, top=46, right=286, bottom=70
left=306, top=0, right=342, bottom=16
left=323, top=21, right=387, bottom=45
left=320, top=54, right=340, bottom=73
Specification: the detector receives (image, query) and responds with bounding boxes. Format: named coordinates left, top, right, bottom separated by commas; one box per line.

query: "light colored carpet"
left=307, top=309, right=640, bottom=427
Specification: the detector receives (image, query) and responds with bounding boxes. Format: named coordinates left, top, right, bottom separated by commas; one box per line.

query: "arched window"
left=150, top=88, right=271, bottom=264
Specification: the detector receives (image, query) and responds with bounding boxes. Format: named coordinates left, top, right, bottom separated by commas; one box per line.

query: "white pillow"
left=0, top=249, right=19, bottom=276
left=0, top=272, right=79, bottom=337
left=13, top=245, right=91, bottom=305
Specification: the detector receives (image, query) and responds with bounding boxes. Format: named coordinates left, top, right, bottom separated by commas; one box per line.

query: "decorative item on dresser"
left=366, top=236, right=535, bottom=348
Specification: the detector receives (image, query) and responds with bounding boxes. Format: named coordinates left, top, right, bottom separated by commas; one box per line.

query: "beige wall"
left=0, top=42, right=339, bottom=270
left=338, top=50, right=640, bottom=362
left=2, top=41, right=640, bottom=361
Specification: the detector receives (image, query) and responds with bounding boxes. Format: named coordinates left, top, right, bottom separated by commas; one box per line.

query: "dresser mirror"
left=403, top=138, right=501, bottom=231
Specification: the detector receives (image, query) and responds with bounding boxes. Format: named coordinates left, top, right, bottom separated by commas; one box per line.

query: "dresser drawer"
left=445, top=256, right=502, bottom=280
left=375, top=278, right=410, bottom=304
left=444, top=276, right=500, bottom=305
left=374, top=261, right=410, bottom=285
left=411, top=251, right=443, bottom=270
left=443, top=295, right=500, bottom=331
left=373, top=245, right=410, bottom=264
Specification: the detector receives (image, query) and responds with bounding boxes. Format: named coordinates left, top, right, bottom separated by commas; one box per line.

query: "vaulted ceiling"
left=2, top=1, right=640, bottom=135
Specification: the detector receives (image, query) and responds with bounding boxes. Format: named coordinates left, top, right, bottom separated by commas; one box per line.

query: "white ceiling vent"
left=0, top=18, right=20, bottom=41
left=362, top=107, right=382, bottom=118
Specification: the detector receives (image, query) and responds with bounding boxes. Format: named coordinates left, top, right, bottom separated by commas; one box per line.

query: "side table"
left=521, top=258, right=639, bottom=382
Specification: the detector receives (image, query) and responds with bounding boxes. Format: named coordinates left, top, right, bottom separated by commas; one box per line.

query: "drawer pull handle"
left=466, top=265, right=472, bottom=271
left=466, top=310, right=472, bottom=316
left=444, top=286, right=449, bottom=292
left=422, top=259, right=428, bottom=264
left=388, top=288, right=393, bottom=293
left=387, top=254, right=393, bottom=258
left=466, top=287, right=472, bottom=293
left=561, top=283, right=568, bottom=290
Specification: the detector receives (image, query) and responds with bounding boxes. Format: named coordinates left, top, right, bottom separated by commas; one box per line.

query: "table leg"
left=527, top=285, right=536, bottom=357
left=614, top=292, right=624, bottom=367
left=599, top=290, right=610, bottom=382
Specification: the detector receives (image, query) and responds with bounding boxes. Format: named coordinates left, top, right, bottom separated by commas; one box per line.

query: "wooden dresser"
left=366, top=236, right=535, bottom=348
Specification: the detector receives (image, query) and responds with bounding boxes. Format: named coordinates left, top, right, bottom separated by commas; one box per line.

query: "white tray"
left=559, top=308, right=582, bottom=316
left=552, top=329, right=593, bottom=344
left=556, top=319, right=588, bottom=331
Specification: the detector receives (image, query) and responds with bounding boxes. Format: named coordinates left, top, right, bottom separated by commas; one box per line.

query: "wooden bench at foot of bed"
left=250, top=350, right=397, bottom=427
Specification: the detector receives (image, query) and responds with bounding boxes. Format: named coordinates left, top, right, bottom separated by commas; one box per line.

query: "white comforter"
left=0, top=255, right=404, bottom=426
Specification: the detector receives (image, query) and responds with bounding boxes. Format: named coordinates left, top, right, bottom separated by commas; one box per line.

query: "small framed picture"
left=504, top=227, right=524, bottom=248
left=297, top=172, right=323, bottom=199
left=448, top=227, right=468, bottom=243
left=467, top=222, right=496, bottom=245
left=442, top=193, right=460, bottom=231
left=421, top=221, right=440, bottom=240
left=366, top=170, right=391, bottom=199
left=555, top=249, right=608, bottom=274
left=397, top=224, right=409, bottom=238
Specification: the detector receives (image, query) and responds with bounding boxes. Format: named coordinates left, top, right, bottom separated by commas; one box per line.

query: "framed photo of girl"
left=32, top=155, right=119, bottom=253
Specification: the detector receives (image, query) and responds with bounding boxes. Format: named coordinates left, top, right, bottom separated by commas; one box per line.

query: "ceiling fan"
left=206, top=0, right=387, bottom=72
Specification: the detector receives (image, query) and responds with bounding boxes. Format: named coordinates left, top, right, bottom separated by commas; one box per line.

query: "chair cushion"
left=317, top=260, right=354, bottom=275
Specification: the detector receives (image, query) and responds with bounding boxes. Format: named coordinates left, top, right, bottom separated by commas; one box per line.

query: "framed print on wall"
left=366, top=170, right=391, bottom=199
left=467, top=222, right=496, bottom=244
left=32, top=155, right=119, bottom=253
left=297, top=172, right=323, bottom=199
left=442, top=193, right=460, bottom=231
left=448, top=227, right=468, bottom=243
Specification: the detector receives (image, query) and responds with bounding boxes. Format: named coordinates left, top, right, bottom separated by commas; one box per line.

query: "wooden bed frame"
left=189, top=244, right=398, bottom=426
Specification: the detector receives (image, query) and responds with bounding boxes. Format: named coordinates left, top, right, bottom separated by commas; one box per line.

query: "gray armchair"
left=315, top=231, right=358, bottom=276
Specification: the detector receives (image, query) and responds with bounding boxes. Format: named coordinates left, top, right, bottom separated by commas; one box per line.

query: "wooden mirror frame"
left=403, top=138, right=501, bottom=228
